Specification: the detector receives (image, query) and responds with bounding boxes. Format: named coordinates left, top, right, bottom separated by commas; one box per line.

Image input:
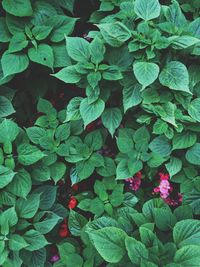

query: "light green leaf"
left=149, top=135, right=172, bottom=157
left=165, top=157, right=182, bottom=178
left=80, top=98, right=105, bottom=127
left=53, top=66, right=81, bottom=84
left=159, top=61, right=191, bottom=94
left=125, top=236, right=148, bottom=264
left=172, top=132, right=197, bottom=150
left=134, top=0, right=161, bottom=21
left=17, top=144, right=45, bottom=166
left=0, top=96, right=15, bottom=117
left=9, top=235, right=28, bottom=251
left=2, top=0, right=33, bottom=17
left=0, top=165, right=16, bottom=189
left=186, top=143, right=200, bottom=165
left=28, top=44, right=54, bottom=69
left=133, top=62, right=159, bottom=89
left=174, top=245, right=200, bottom=266
left=188, top=98, right=200, bottom=122
left=66, top=37, right=90, bottom=62
left=123, top=83, right=142, bottom=113
left=23, top=230, right=48, bottom=251
left=102, top=108, right=122, bottom=137
left=88, top=227, right=127, bottom=263
left=1, top=52, right=29, bottom=77
left=16, top=194, right=40, bottom=219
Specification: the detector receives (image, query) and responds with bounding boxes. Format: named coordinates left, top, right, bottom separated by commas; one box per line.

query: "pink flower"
left=159, top=179, right=171, bottom=199
left=50, top=255, right=60, bottom=263
left=125, top=172, right=142, bottom=191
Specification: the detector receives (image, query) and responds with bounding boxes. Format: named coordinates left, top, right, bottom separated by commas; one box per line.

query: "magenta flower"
left=125, top=172, right=142, bottom=191
left=50, top=255, right=60, bottom=263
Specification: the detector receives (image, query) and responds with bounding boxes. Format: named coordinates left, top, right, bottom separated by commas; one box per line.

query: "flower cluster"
left=125, top=172, right=142, bottom=191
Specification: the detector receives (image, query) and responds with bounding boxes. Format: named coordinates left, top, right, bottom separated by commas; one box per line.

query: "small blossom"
left=50, top=254, right=60, bottom=263
left=59, top=223, right=69, bottom=238
left=68, top=196, right=77, bottom=209
left=125, top=172, right=142, bottom=191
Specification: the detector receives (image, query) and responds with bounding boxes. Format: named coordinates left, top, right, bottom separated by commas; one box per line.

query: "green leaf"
left=34, top=212, right=61, bottom=234
left=154, top=208, right=176, bottom=231
left=134, top=0, right=161, bottom=21
left=102, top=108, right=122, bottom=137
left=34, top=185, right=57, bottom=210
left=149, top=135, right=172, bottom=157
left=159, top=61, right=191, bottom=94
left=96, top=157, right=116, bottom=177
left=20, top=248, right=46, bottom=267
left=173, top=219, right=200, bottom=247
left=84, top=130, right=103, bottom=151
left=90, top=36, right=105, bottom=64
left=50, top=162, right=66, bottom=183
left=8, top=33, right=28, bottom=53
left=188, top=98, right=200, bottom=122
left=31, top=1, right=57, bottom=25
left=0, top=96, right=15, bottom=117
left=165, top=156, right=182, bottom=178
left=0, top=119, right=19, bottom=143
left=26, top=126, right=46, bottom=144
left=16, top=194, right=40, bottom=219
left=32, top=25, right=53, bottom=41
left=80, top=98, right=105, bottom=127
left=116, top=159, right=131, bottom=180
left=28, top=44, right=54, bottom=69
left=98, top=22, right=131, bottom=47
left=56, top=0, right=75, bottom=13
left=1, top=52, right=29, bottom=77
left=46, top=15, right=78, bottom=42
left=0, top=207, right=18, bottom=235
left=123, top=83, right=142, bottom=113
left=0, top=17, right=11, bottom=42
left=88, top=227, right=127, bottom=263
left=102, top=66, right=123, bottom=81
left=9, top=234, right=28, bottom=251
left=66, top=37, right=90, bottom=62
left=53, top=66, right=81, bottom=84
left=125, top=236, right=148, bottom=264
left=68, top=210, right=87, bottom=236
left=172, top=132, right=197, bottom=150
left=133, top=62, right=159, bottom=89
left=7, top=169, right=31, bottom=198
left=2, top=0, right=33, bottom=17
left=174, top=245, right=200, bottom=266
left=66, top=97, right=83, bottom=121
left=23, top=230, right=48, bottom=251
left=17, top=144, right=45, bottom=166
left=0, top=165, right=16, bottom=189
left=52, top=43, right=72, bottom=68
left=186, top=143, right=200, bottom=165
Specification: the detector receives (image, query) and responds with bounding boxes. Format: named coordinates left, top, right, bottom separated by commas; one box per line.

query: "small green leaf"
left=102, top=108, right=122, bottom=137
left=66, top=37, right=90, bottom=62
left=28, top=44, right=54, bottom=69
left=188, top=98, right=200, bottom=122
left=134, top=0, right=161, bottom=21
left=17, top=144, right=45, bottom=166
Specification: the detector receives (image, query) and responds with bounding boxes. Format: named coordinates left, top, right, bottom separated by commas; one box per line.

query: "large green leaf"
left=23, top=230, right=48, bottom=251
left=0, top=165, right=16, bottom=189
left=102, top=108, right=122, bottom=137
left=2, top=0, right=33, bottom=17
left=134, top=0, right=161, bottom=21
left=188, top=98, right=200, bottom=122
left=17, top=144, right=45, bottom=166
left=174, top=245, right=200, bottom=266
left=16, top=194, right=40, bottom=219
left=173, top=219, right=200, bottom=247
left=123, top=83, right=142, bottom=112
left=0, top=119, right=19, bottom=143
left=133, top=62, right=159, bottom=89
left=80, top=98, right=105, bottom=127
left=52, top=66, right=81, bottom=84
left=0, top=96, right=15, bottom=117
left=149, top=135, right=172, bottom=157
left=68, top=210, right=87, bottom=236
left=28, top=44, right=54, bottom=69
left=165, top=157, right=182, bottom=178
left=159, top=61, right=191, bottom=94
left=66, top=37, right=90, bottom=62
left=125, top=236, right=148, bottom=264
left=1, top=52, right=29, bottom=77
left=88, top=227, right=127, bottom=263
left=186, top=143, right=200, bottom=165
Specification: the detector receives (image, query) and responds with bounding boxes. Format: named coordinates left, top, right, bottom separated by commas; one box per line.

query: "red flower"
left=72, top=184, right=78, bottom=191
left=59, top=223, right=69, bottom=238
left=86, top=122, right=96, bottom=132
left=68, top=196, right=77, bottom=209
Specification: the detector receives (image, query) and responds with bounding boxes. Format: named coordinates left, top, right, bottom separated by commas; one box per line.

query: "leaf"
left=52, top=43, right=72, bottom=68
left=123, top=83, right=142, bottom=112
left=159, top=61, right=191, bottom=94
left=0, top=96, right=15, bottom=117
left=34, top=185, right=57, bottom=210
left=154, top=208, right=176, bottom=231
left=9, top=234, right=28, bottom=251
left=46, top=15, right=78, bottom=42
left=7, top=169, right=31, bottom=198
left=23, top=230, right=48, bottom=251
left=20, top=248, right=46, bottom=267
left=32, top=25, right=53, bottom=41
left=165, top=156, right=182, bottom=178
left=17, top=144, right=45, bottom=166
left=186, top=143, right=200, bottom=165
left=149, top=135, right=172, bottom=157
left=116, top=159, right=132, bottom=180
left=102, top=66, right=123, bottom=81
left=125, top=236, right=148, bottom=264
left=102, top=108, right=122, bottom=137
left=133, top=62, right=159, bottom=89
left=173, top=219, right=200, bottom=247
left=98, top=22, right=131, bottom=47
left=90, top=36, right=105, bottom=64
left=8, top=33, right=28, bottom=53
left=68, top=210, right=87, bottom=236
left=31, top=1, right=57, bottom=25
left=174, top=245, right=200, bottom=266
left=1, top=52, right=29, bottom=77
left=34, top=212, right=61, bottom=234
left=96, top=157, right=116, bottom=177
left=172, top=132, right=197, bottom=150
left=0, top=165, right=16, bottom=189
left=88, top=227, right=127, bottom=263
left=26, top=126, right=46, bottom=144
left=134, top=0, right=161, bottom=21
left=84, top=130, right=103, bottom=151
left=50, top=162, right=66, bottom=183
left=53, top=66, right=81, bottom=84
left=16, top=194, right=40, bottom=219
left=2, top=0, right=33, bottom=17
left=0, top=17, right=11, bottom=42
left=0, top=119, right=19, bottom=143
left=28, top=44, right=54, bottom=69
left=80, top=98, right=105, bottom=127
left=66, top=37, right=90, bottom=62
left=188, top=98, right=200, bottom=122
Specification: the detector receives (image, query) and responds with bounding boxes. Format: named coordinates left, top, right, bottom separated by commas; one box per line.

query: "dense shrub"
left=1, top=0, right=200, bottom=266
